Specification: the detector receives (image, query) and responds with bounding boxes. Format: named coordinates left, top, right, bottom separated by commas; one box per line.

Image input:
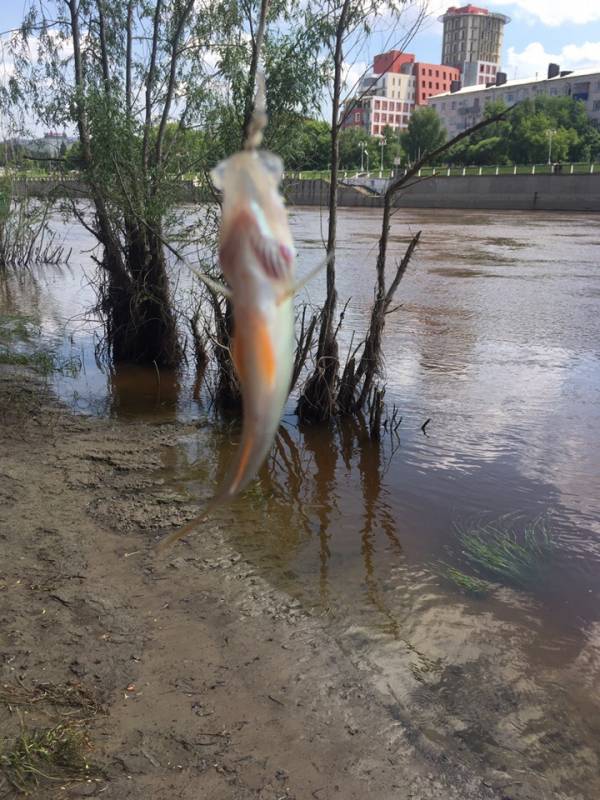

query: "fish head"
left=210, top=150, right=295, bottom=290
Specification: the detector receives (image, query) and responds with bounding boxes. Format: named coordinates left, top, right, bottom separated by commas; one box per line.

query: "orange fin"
left=254, top=315, right=276, bottom=389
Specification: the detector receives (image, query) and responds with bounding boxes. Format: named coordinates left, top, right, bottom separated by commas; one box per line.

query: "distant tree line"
left=447, top=97, right=600, bottom=166
left=270, top=96, right=600, bottom=171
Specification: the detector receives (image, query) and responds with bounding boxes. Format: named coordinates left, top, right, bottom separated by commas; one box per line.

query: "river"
left=2, top=206, right=599, bottom=798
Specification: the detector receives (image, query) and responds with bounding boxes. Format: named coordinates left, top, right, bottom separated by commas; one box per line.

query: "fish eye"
left=257, top=151, right=283, bottom=183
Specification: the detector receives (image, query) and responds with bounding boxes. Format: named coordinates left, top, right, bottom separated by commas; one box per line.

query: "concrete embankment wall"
left=12, top=174, right=600, bottom=212
left=285, top=174, right=600, bottom=212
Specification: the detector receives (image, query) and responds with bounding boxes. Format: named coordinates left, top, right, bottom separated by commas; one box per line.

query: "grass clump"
left=0, top=311, right=82, bottom=378
left=439, top=516, right=556, bottom=595
left=0, top=723, right=98, bottom=795
left=457, top=517, right=554, bottom=588
left=0, top=348, right=56, bottom=375
left=438, top=564, right=492, bottom=596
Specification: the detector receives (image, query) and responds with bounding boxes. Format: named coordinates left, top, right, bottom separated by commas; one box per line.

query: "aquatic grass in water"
left=0, top=311, right=82, bottom=377
left=438, top=563, right=492, bottom=596
left=455, top=517, right=555, bottom=589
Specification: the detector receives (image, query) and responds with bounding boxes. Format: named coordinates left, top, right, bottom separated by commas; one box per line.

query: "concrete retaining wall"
left=12, top=174, right=600, bottom=212
left=284, top=174, right=600, bottom=212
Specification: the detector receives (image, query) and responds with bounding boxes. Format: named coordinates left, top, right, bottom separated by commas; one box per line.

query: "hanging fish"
left=159, top=77, right=321, bottom=550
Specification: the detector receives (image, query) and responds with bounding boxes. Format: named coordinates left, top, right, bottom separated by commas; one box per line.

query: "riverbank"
left=284, top=173, right=600, bottom=211
left=0, top=366, right=503, bottom=800
left=13, top=172, right=600, bottom=211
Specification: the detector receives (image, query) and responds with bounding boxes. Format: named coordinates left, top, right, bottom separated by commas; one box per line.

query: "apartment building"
left=439, top=4, right=510, bottom=87
left=429, top=65, right=600, bottom=138
left=341, top=51, right=459, bottom=137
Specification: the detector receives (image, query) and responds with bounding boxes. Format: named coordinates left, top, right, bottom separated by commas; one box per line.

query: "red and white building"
left=341, top=51, right=460, bottom=137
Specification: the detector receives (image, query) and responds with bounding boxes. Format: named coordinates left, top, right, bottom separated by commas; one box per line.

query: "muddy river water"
left=2, top=206, right=600, bottom=798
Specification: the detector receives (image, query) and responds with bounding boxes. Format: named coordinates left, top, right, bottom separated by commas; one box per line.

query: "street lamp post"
left=364, top=146, right=370, bottom=175
left=379, top=137, right=386, bottom=176
left=547, top=128, right=557, bottom=166
left=359, top=140, right=366, bottom=172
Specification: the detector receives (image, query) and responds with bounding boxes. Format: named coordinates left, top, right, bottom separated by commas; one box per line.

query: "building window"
left=354, top=112, right=361, bottom=122
left=374, top=100, right=380, bottom=109
left=373, top=125, right=380, bottom=135
left=374, top=112, right=379, bottom=122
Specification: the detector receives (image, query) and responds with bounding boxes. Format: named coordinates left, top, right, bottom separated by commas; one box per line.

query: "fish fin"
left=157, top=431, right=257, bottom=554
left=157, top=489, right=231, bottom=553
left=250, top=232, right=294, bottom=283
left=253, top=315, right=276, bottom=389
left=190, top=268, right=232, bottom=299
left=278, top=252, right=331, bottom=303
left=230, top=430, right=255, bottom=493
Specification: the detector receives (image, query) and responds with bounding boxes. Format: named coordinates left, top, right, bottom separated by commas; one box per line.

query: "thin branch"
left=143, top=0, right=163, bottom=172
left=154, top=0, right=195, bottom=170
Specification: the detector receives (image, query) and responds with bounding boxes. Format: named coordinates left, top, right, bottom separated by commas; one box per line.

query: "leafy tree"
left=279, top=118, right=331, bottom=171
left=446, top=100, right=511, bottom=164
left=338, top=126, right=378, bottom=169
left=9, top=0, right=327, bottom=369
left=380, top=124, right=404, bottom=169
left=445, top=96, right=600, bottom=165
left=401, top=106, right=446, bottom=163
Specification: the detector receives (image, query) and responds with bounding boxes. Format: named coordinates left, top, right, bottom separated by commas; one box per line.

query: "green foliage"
left=380, top=124, right=404, bottom=169
left=338, top=127, right=379, bottom=169
left=401, top=106, right=447, bottom=163
left=279, top=118, right=332, bottom=171
left=447, top=96, right=600, bottom=165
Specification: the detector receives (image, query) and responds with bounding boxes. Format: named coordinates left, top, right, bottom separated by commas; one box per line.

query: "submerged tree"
left=8, top=0, right=325, bottom=368
left=296, top=0, right=427, bottom=422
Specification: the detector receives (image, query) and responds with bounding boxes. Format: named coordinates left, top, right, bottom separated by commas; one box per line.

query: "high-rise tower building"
left=439, top=5, right=510, bottom=86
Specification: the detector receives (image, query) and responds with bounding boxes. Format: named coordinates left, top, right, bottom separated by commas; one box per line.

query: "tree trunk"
left=100, top=231, right=181, bottom=367
left=296, top=0, right=351, bottom=423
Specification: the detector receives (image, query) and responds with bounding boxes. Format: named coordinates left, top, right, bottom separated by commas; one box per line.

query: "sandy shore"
left=0, top=367, right=512, bottom=799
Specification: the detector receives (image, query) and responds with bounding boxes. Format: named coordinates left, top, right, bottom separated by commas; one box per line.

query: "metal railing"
left=284, top=162, right=600, bottom=181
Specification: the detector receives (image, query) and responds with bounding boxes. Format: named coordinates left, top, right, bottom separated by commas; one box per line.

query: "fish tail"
left=157, top=426, right=265, bottom=554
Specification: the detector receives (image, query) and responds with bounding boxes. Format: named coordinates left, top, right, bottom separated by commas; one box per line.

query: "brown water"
left=2, top=207, right=600, bottom=797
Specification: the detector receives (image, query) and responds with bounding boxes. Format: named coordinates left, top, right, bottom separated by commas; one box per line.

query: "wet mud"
left=1, top=367, right=509, bottom=800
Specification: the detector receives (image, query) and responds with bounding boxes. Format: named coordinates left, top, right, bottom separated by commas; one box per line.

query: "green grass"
left=0, top=348, right=55, bottom=375
left=456, top=517, right=555, bottom=589
left=0, top=723, right=97, bottom=794
left=0, top=680, right=103, bottom=795
left=438, top=516, right=556, bottom=596
left=0, top=311, right=82, bottom=377
left=0, top=313, right=40, bottom=344
left=438, top=564, right=492, bottom=596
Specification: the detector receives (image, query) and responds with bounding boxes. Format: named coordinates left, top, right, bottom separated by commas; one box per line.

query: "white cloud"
left=492, top=0, right=600, bottom=27
left=342, top=60, right=369, bottom=97
left=425, top=0, right=600, bottom=27
left=506, top=41, right=600, bottom=80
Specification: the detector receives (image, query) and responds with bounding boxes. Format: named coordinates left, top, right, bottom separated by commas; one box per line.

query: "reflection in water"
left=109, top=363, right=182, bottom=421
left=2, top=207, right=600, bottom=797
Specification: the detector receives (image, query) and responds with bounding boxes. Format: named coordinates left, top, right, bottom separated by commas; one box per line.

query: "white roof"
left=430, top=66, right=600, bottom=100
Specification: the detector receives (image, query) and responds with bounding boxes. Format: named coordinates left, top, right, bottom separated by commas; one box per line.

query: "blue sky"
left=2, top=1, right=599, bottom=78
left=1, top=1, right=599, bottom=112
left=363, top=1, right=600, bottom=80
